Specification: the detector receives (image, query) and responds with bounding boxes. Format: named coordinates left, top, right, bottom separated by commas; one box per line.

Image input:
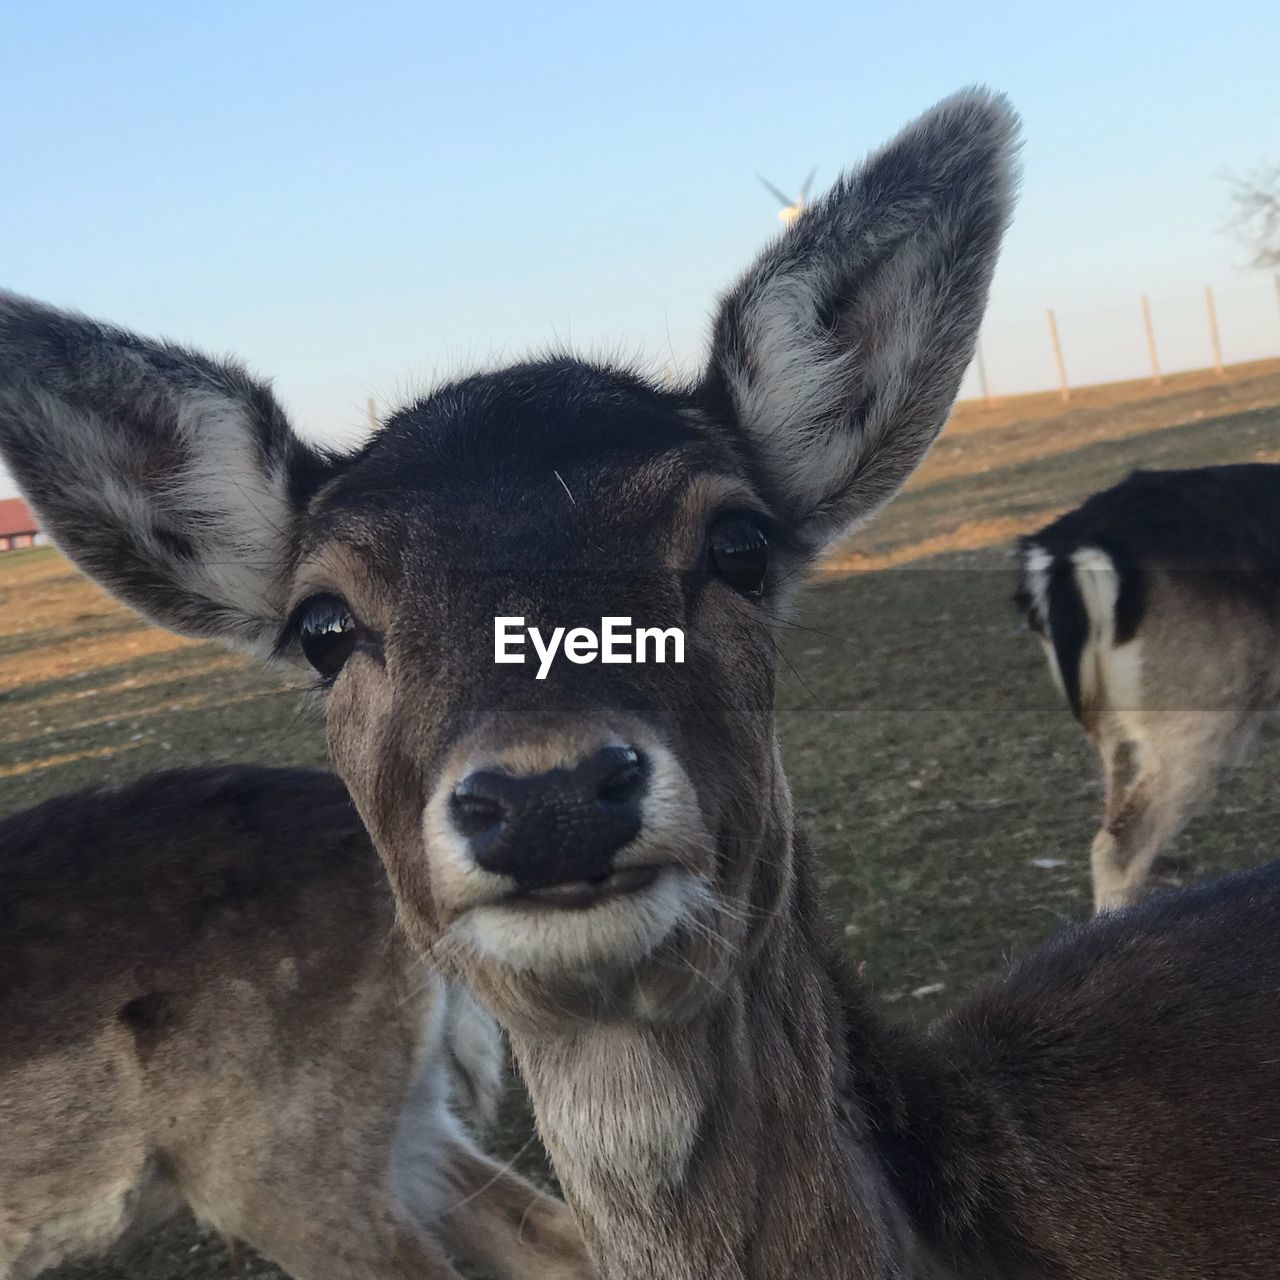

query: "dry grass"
left=824, top=513, right=1059, bottom=572
left=946, top=356, right=1280, bottom=436
left=916, top=360, right=1280, bottom=488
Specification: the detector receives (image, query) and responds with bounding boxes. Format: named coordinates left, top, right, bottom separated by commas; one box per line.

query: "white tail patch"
left=1071, top=546, right=1142, bottom=724
left=1020, top=543, right=1054, bottom=619
left=1020, top=544, right=1068, bottom=697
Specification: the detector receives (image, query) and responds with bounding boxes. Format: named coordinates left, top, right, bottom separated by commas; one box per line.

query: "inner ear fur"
left=0, top=290, right=343, bottom=656
left=702, top=88, right=1020, bottom=549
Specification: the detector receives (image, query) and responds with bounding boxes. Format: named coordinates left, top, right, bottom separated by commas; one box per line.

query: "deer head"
left=0, top=90, right=1018, bottom=1032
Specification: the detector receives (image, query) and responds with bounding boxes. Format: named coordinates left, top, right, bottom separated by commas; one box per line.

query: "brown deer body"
left=1017, top=464, right=1280, bottom=909
left=0, top=766, right=589, bottom=1280
left=7, top=90, right=1280, bottom=1279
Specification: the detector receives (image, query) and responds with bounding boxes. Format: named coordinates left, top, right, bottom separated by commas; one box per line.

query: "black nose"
left=449, top=746, right=648, bottom=889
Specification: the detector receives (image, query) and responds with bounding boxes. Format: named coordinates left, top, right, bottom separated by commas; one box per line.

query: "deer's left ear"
left=701, top=89, right=1019, bottom=548
left=0, top=291, right=348, bottom=658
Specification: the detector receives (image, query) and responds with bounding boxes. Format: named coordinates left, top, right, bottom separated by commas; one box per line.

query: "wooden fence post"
left=1141, top=295, right=1162, bottom=385
left=975, top=339, right=992, bottom=407
left=1047, top=309, right=1070, bottom=402
left=1204, top=285, right=1225, bottom=376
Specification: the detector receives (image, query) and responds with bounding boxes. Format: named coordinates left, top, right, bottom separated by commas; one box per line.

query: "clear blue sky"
left=4, top=0, right=1279, bottom=496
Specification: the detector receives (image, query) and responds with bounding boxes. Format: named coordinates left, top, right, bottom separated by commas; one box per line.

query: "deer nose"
left=449, top=746, right=649, bottom=890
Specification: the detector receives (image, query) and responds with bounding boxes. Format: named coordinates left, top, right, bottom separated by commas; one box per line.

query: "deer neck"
left=508, top=835, right=933, bottom=1280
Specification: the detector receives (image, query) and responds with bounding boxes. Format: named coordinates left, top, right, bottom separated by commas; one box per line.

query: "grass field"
left=11, top=360, right=1280, bottom=1278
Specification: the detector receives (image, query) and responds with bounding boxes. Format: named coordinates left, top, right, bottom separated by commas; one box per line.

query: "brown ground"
left=832, top=357, right=1280, bottom=567
left=7, top=357, right=1280, bottom=1279
left=918, top=359, right=1280, bottom=488
left=944, top=356, right=1280, bottom=436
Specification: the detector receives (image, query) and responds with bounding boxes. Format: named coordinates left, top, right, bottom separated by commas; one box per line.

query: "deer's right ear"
left=0, top=291, right=346, bottom=658
left=701, top=90, right=1018, bottom=551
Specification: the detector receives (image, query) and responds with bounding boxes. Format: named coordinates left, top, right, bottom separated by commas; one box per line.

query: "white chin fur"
left=450, top=870, right=709, bottom=974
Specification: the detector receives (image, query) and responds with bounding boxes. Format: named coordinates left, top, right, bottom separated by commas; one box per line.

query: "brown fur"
left=0, top=766, right=591, bottom=1280
left=1017, top=465, right=1280, bottom=908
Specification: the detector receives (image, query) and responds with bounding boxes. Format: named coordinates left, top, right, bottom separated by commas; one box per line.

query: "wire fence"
left=963, top=275, right=1280, bottom=405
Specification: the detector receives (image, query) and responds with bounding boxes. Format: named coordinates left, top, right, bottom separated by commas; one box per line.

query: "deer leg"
left=1089, top=732, right=1155, bottom=911
left=224, top=1237, right=251, bottom=1278
left=433, top=1139, right=594, bottom=1280
left=1090, top=714, right=1240, bottom=912
left=196, top=1129, right=589, bottom=1280
left=1090, top=781, right=1176, bottom=913
left=186, top=1157, right=464, bottom=1280
left=222, top=1209, right=462, bottom=1280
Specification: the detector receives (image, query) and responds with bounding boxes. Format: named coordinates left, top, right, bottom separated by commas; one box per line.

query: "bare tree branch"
left=1224, top=164, right=1280, bottom=271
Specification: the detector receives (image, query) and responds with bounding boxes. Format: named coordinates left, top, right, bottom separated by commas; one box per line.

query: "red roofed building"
left=0, top=498, right=40, bottom=552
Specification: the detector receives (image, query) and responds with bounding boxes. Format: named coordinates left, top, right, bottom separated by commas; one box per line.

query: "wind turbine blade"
left=757, top=175, right=795, bottom=207
left=800, top=167, right=817, bottom=200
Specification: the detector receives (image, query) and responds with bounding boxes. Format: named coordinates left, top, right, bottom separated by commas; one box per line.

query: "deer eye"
left=708, top=513, right=770, bottom=597
left=295, top=594, right=358, bottom=679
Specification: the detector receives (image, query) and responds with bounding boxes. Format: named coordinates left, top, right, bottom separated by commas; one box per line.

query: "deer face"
left=280, top=363, right=795, bottom=1020
left=0, top=91, right=1017, bottom=1029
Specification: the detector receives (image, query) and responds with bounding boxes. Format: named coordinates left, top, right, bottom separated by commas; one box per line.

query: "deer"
left=1016, top=464, right=1280, bottom=910
left=0, top=764, right=590, bottom=1280
left=7, top=87, right=1280, bottom=1279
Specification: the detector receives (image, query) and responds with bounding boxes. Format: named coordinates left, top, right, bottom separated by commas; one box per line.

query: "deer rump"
left=1016, top=464, right=1280, bottom=727
left=1016, top=465, right=1280, bottom=910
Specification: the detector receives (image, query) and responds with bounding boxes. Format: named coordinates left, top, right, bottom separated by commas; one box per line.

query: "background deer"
left=0, top=765, right=589, bottom=1280
left=1016, top=464, right=1280, bottom=909
left=8, top=89, right=1280, bottom=1279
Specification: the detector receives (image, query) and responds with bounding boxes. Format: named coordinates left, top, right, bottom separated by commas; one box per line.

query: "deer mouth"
left=511, top=865, right=663, bottom=910
left=448, top=859, right=711, bottom=976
